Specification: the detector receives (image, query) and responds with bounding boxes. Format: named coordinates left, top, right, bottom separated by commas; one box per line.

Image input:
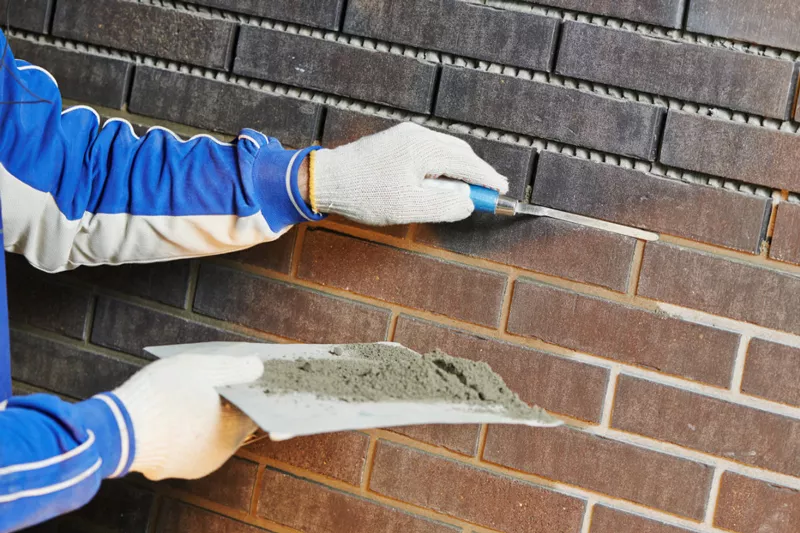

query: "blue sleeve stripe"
left=0, top=430, right=96, bottom=477
left=93, top=394, right=134, bottom=478
left=0, top=457, right=102, bottom=504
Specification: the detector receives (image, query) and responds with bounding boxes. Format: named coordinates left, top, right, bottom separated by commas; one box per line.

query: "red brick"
left=325, top=214, right=410, bottom=239
left=533, top=151, right=771, bottom=253
left=416, top=215, right=635, bottom=293
left=370, top=441, right=585, bottom=533
left=157, top=500, right=263, bottom=533
left=590, top=506, right=692, bottom=533
left=226, top=227, right=298, bottom=274
left=258, top=468, right=456, bottom=533
left=395, top=315, right=608, bottom=423
left=770, top=203, right=800, bottom=265
left=193, top=263, right=391, bottom=343
left=388, top=424, right=480, bottom=456
left=508, top=280, right=739, bottom=387
left=298, top=229, right=507, bottom=327
left=170, top=457, right=257, bottom=512
left=246, top=432, right=369, bottom=485
left=742, top=339, right=800, bottom=407
left=483, top=425, right=712, bottom=519
left=660, top=111, right=800, bottom=191
left=715, top=473, right=800, bottom=533
left=612, top=376, right=800, bottom=477
left=639, top=243, right=800, bottom=335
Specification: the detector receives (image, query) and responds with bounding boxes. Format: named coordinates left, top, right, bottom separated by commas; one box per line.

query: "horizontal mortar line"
left=656, top=302, right=800, bottom=349
left=10, top=378, right=74, bottom=401
left=353, top=429, right=723, bottom=533
left=224, top=448, right=485, bottom=532
left=34, top=31, right=780, bottom=198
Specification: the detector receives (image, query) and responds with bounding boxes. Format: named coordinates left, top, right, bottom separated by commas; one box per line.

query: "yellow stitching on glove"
left=309, top=150, right=318, bottom=213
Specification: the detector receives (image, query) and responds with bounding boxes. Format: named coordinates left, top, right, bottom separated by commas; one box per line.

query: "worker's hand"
left=311, top=122, right=509, bottom=226
left=113, top=354, right=263, bottom=481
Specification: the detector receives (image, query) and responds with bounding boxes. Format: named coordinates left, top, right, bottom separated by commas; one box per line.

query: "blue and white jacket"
left=0, top=30, right=323, bottom=532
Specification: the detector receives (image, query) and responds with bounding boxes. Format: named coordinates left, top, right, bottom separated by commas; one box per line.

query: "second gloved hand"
left=114, top=354, right=263, bottom=481
left=310, top=122, right=509, bottom=226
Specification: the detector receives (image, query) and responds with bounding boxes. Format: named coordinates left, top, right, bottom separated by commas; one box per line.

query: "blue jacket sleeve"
left=0, top=393, right=135, bottom=533
left=0, top=31, right=323, bottom=273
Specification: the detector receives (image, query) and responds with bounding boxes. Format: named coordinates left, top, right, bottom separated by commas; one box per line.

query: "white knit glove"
left=114, top=354, right=263, bottom=481
left=311, top=122, right=509, bottom=225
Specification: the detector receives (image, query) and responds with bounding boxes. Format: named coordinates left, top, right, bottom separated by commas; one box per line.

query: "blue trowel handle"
left=469, top=185, right=517, bottom=216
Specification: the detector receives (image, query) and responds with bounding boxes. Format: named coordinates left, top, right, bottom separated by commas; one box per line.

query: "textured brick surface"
left=371, top=441, right=585, bottom=533
left=10, top=330, right=139, bottom=399
left=91, top=297, right=252, bottom=358
left=557, top=21, right=797, bottom=119
left=534, top=0, right=684, bottom=27
left=590, top=506, right=692, bottom=533
left=715, top=473, right=800, bottom=533
left=613, top=376, right=800, bottom=477
left=247, top=432, right=369, bottom=485
left=687, top=0, right=800, bottom=53
left=0, top=0, right=52, bottom=32
left=194, top=263, right=391, bottom=342
left=344, top=0, right=559, bottom=70
left=298, top=229, right=507, bottom=327
left=484, top=425, right=712, bottom=519
left=660, top=111, right=800, bottom=191
left=770, top=203, right=800, bottom=265
left=188, top=0, right=345, bottom=29
left=742, top=339, right=800, bottom=407
left=71, top=480, right=154, bottom=533
left=508, top=280, right=739, bottom=386
left=436, top=66, right=665, bottom=160
left=235, top=27, right=438, bottom=113
left=321, top=107, right=536, bottom=199
left=66, top=261, right=191, bottom=308
left=258, top=468, right=457, bottom=533
left=416, top=214, right=635, bottom=292
left=6, top=255, right=89, bottom=339
left=387, top=424, right=480, bottom=456
left=9, top=38, right=133, bottom=108
left=226, top=229, right=298, bottom=274
left=395, top=315, right=608, bottom=422
left=639, top=243, right=800, bottom=334
left=129, top=67, right=322, bottom=148
left=157, top=500, right=262, bottom=533
left=170, top=457, right=257, bottom=512
left=53, top=0, right=237, bottom=69
left=533, top=151, right=771, bottom=253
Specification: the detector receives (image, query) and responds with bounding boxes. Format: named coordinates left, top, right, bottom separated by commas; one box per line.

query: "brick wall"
left=7, top=1, right=800, bottom=532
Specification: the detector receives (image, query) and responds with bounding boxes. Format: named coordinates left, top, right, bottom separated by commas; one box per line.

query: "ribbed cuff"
left=75, top=394, right=136, bottom=479
left=252, top=144, right=325, bottom=232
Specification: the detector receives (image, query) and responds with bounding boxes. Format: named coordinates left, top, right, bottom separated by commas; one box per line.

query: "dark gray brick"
left=344, top=0, right=559, bottom=70
left=10, top=329, right=139, bottom=398
left=532, top=151, right=771, bottom=253
left=556, top=21, right=796, bottom=119
left=322, top=107, right=534, bottom=199
left=687, top=0, right=800, bottom=53
left=71, top=480, right=154, bottom=533
left=129, top=67, right=322, bottom=148
left=65, top=261, right=191, bottom=308
left=534, top=0, right=684, bottom=27
left=9, top=38, right=133, bottom=109
left=436, top=66, right=664, bottom=160
left=53, top=0, right=237, bottom=69
left=235, top=26, right=438, bottom=113
left=6, top=254, right=89, bottom=339
left=0, top=0, right=52, bottom=32
left=91, top=297, right=255, bottom=359
left=660, top=111, right=800, bottom=191
left=187, top=0, right=344, bottom=29
left=194, top=263, right=391, bottom=343
left=416, top=214, right=635, bottom=292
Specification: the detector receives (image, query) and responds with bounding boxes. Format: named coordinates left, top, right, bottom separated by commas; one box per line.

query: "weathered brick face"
left=10, top=1, right=800, bottom=532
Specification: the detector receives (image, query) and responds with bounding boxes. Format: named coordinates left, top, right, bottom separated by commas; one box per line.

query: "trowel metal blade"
left=144, top=341, right=562, bottom=441
left=516, top=203, right=659, bottom=241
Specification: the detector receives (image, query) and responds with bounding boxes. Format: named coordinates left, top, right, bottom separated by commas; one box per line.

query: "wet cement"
left=261, top=343, right=537, bottom=418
